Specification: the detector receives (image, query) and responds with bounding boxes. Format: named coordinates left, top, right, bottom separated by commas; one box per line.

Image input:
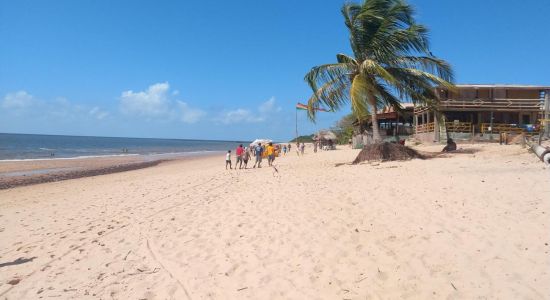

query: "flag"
left=296, top=103, right=308, bottom=110
left=296, top=102, right=329, bottom=112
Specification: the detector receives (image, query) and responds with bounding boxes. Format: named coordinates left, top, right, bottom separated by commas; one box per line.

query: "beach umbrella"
left=249, top=139, right=272, bottom=147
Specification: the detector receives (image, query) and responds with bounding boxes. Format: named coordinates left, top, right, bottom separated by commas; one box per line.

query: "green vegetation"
left=304, top=0, right=454, bottom=142
left=290, top=135, right=315, bottom=143
left=331, top=113, right=356, bottom=144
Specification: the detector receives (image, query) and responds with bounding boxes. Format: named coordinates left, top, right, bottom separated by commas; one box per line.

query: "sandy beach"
left=0, top=143, right=549, bottom=299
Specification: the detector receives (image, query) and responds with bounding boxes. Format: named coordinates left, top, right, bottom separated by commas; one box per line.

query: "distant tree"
left=331, top=113, right=356, bottom=144
left=304, top=0, right=454, bottom=143
left=290, top=134, right=315, bottom=143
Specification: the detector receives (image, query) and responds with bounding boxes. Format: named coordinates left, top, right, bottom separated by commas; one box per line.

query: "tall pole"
left=489, top=111, right=494, bottom=141
left=545, top=90, right=549, bottom=138
left=295, top=108, right=298, bottom=142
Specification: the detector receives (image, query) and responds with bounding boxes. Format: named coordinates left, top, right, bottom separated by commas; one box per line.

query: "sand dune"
left=0, top=144, right=549, bottom=299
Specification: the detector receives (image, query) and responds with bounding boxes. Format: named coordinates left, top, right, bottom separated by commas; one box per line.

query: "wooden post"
left=434, top=111, right=440, bottom=143
left=395, top=112, right=399, bottom=141
left=544, top=90, right=549, bottom=138
left=414, top=111, right=418, bottom=136
left=490, top=111, right=494, bottom=141
left=470, top=113, right=474, bottom=141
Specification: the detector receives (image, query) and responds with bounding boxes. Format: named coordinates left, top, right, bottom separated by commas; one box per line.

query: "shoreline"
left=0, top=152, right=221, bottom=190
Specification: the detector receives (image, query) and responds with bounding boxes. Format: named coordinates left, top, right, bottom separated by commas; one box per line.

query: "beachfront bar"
left=414, top=84, right=550, bottom=142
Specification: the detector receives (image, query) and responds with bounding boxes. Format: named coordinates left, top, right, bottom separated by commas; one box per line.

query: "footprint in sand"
left=377, top=268, right=388, bottom=281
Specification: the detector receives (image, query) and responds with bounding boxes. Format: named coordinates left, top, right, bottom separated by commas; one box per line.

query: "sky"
left=1, top=0, right=549, bottom=141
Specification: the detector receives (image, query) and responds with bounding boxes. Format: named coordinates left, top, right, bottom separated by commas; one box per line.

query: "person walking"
left=313, top=141, right=318, bottom=153
left=235, top=144, right=244, bottom=169
left=300, top=143, right=305, bottom=155
left=253, top=143, right=263, bottom=168
left=266, top=142, right=275, bottom=166
left=242, top=147, right=250, bottom=168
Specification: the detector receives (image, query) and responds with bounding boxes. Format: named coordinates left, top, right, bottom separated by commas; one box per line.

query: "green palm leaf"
left=304, top=0, right=455, bottom=142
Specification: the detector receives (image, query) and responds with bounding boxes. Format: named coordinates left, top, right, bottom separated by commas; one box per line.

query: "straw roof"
left=316, top=130, right=337, bottom=141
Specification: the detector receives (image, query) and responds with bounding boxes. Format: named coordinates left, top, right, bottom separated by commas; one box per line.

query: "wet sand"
left=0, top=153, right=220, bottom=190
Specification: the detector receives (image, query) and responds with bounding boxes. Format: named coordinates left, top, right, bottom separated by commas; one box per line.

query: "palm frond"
left=395, top=56, right=454, bottom=82
left=305, top=0, right=454, bottom=125
left=306, top=78, right=350, bottom=120
left=304, top=62, right=355, bottom=92
left=336, top=53, right=357, bottom=65
left=373, top=83, right=404, bottom=111
left=360, top=59, right=397, bottom=85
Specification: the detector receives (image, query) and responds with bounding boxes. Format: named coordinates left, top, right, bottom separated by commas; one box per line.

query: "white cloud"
left=2, top=91, right=112, bottom=123
left=119, top=82, right=205, bottom=123
left=176, top=101, right=205, bottom=124
left=89, top=107, right=109, bottom=120
left=120, top=82, right=171, bottom=117
left=220, top=108, right=264, bottom=124
left=2, top=91, right=35, bottom=109
left=258, top=96, right=281, bottom=114
left=218, top=97, right=281, bottom=124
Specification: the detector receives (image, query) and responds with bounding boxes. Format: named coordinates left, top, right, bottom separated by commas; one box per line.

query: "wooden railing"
left=445, top=122, right=472, bottom=133
left=440, top=98, right=543, bottom=110
left=480, top=123, right=524, bottom=134
left=415, top=122, right=435, bottom=134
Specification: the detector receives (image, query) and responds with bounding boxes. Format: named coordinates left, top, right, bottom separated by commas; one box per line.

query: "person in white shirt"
left=225, top=150, right=232, bottom=169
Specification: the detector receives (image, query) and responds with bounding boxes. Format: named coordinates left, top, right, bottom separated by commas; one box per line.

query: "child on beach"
left=225, top=150, right=232, bottom=169
left=242, top=147, right=250, bottom=168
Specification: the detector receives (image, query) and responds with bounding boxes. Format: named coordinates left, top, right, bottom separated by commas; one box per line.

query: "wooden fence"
left=445, top=122, right=472, bottom=133
left=415, top=122, right=435, bottom=134
left=480, top=123, right=524, bottom=134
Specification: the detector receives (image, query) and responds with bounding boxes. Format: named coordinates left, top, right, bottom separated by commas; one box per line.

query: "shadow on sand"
left=0, top=257, right=37, bottom=269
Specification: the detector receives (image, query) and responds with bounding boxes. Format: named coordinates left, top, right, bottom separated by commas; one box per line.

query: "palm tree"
left=305, top=0, right=454, bottom=143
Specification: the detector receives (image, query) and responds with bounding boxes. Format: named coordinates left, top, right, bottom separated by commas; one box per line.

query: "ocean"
left=0, top=133, right=249, bottom=161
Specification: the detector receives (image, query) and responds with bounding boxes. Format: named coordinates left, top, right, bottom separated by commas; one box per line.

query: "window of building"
left=539, top=90, right=546, bottom=99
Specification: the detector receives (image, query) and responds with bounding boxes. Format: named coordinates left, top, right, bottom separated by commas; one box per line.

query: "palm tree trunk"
left=367, top=93, right=382, bottom=143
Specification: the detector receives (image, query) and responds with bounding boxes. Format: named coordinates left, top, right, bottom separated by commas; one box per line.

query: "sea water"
left=0, top=133, right=248, bottom=161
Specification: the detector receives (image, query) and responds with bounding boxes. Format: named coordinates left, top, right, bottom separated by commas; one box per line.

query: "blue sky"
left=1, top=0, right=549, bottom=141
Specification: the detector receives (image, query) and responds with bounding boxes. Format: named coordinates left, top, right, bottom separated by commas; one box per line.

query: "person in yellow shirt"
left=266, top=142, right=275, bottom=166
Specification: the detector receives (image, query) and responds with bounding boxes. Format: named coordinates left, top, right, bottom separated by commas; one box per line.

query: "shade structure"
left=315, top=130, right=337, bottom=141
left=249, top=139, right=272, bottom=148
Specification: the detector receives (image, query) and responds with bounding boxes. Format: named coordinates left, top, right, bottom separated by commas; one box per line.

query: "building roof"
left=454, top=84, right=550, bottom=89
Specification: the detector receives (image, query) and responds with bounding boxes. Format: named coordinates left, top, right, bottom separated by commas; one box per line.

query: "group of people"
left=225, top=141, right=312, bottom=170
left=225, top=142, right=276, bottom=170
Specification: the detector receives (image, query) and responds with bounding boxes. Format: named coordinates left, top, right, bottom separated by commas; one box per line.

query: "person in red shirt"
left=235, top=144, right=244, bottom=169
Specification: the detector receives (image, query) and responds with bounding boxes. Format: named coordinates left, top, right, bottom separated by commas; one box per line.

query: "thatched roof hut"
left=316, top=130, right=337, bottom=141
left=315, top=131, right=337, bottom=148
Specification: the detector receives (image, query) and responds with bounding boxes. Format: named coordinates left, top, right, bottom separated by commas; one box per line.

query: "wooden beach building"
left=414, top=84, right=550, bottom=142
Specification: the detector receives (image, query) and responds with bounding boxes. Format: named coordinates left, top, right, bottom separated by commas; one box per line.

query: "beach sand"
left=0, top=143, right=549, bottom=299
